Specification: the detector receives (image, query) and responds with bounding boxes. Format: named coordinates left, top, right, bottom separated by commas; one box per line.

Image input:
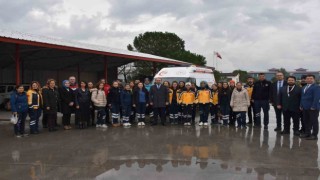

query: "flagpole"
left=214, top=51, right=218, bottom=71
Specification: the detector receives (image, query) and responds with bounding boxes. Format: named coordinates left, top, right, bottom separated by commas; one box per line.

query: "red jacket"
left=104, top=84, right=111, bottom=97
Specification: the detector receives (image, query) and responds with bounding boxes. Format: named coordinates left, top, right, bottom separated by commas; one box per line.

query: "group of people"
left=9, top=72, right=320, bottom=140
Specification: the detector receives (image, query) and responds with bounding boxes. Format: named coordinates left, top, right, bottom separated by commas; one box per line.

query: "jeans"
left=254, top=100, right=270, bottom=126
left=14, top=112, right=27, bottom=135
left=235, top=111, right=246, bottom=127
left=199, top=103, right=210, bottom=123
left=96, top=107, right=106, bottom=125
left=29, top=108, right=42, bottom=133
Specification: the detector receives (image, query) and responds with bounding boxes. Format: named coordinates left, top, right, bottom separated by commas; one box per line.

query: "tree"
left=232, top=69, right=248, bottom=83
left=214, top=70, right=222, bottom=82
left=127, top=31, right=207, bottom=77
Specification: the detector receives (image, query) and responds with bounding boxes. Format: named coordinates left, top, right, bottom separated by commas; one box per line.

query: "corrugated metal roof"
left=0, top=29, right=191, bottom=65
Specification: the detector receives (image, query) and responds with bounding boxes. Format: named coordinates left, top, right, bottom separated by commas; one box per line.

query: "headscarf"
left=62, top=80, right=70, bottom=89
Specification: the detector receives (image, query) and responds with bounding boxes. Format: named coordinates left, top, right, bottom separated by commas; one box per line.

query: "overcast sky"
left=0, top=0, right=319, bottom=72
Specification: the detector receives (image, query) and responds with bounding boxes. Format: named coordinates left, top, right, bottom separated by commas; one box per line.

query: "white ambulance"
left=153, top=66, right=216, bottom=87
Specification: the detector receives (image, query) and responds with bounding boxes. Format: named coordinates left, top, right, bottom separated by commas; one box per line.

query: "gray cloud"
left=0, top=0, right=319, bottom=72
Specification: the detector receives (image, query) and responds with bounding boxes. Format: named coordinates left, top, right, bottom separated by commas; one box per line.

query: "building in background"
left=220, top=72, right=240, bottom=83
left=248, top=68, right=320, bottom=82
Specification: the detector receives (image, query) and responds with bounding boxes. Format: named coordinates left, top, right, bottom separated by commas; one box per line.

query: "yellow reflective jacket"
left=195, top=89, right=212, bottom=104
left=179, top=90, right=196, bottom=105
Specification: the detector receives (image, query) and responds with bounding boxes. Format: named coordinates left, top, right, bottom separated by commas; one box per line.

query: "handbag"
left=10, top=114, right=18, bottom=124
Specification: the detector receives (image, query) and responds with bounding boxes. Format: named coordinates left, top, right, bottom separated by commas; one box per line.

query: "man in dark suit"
left=150, top=78, right=169, bottom=126
left=277, top=76, right=301, bottom=136
left=300, top=74, right=320, bottom=140
left=270, top=71, right=287, bottom=132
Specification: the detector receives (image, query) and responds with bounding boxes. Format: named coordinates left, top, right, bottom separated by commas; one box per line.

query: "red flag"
left=215, top=52, right=222, bottom=59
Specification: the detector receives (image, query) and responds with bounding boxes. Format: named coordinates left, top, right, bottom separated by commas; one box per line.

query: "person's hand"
left=69, top=102, right=74, bottom=106
left=146, top=104, right=149, bottom=107
left=46, top=107, right=50, bottom=110
left=165, top=102, right=169, bottom=106
left=108, top=104, right=112, bottom=107
left=150, top=102, right=153, bottom=106
left=300, top=107, right=303, bottom=111
left=311, top=108, right=316, bottom=110
left=76, top=106, right=80, bottom=109
left=251, top=100, right=254, bottom=103
left=132, top=104, right=136, bottom=107
left=277, top=105, right=282, bottom=109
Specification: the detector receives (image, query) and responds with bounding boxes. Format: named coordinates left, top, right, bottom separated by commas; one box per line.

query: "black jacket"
left=277, top=85, right=301, bottom=112
left=75, top=88, right=91, bottom=108
left=252, top=80, right=271, bottom=101
left=133, top=88, right=149, bottom=105
left=43, top=87, right=59, bottom=114
left=270, top=80, right=287, bottom=105
left=108, top=87, right=121, bottom=105
left=219, top=88, right=231, bottom=106
left=59, top=87, right=75, bottom=114
left=149, top=84, right=169, bottom=108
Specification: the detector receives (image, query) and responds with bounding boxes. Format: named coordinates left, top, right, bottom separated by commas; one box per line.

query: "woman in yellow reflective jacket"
left=195, top=81, right=212, bottom=126
left=179, top=82, right=196, bottom=126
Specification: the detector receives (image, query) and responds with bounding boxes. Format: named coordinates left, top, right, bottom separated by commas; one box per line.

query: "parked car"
left=0, top=84, right=30, bottom=110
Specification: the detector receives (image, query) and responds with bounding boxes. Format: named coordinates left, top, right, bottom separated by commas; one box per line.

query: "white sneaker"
left=101, top=124, right=108, bottom=128
left=142, top=122, right=145, bottom=126
left=128, top=123, right=132, bottom=126
left=184, top=123, right=187, bottom=126
left=188, top=123, right=191, bottom=126
left=96, top=125, right=101, bottom=128
left=138, top=122, right=141, bottom=126
left=199, top=122, right=204, bottom=126
left=204, top=123, right=208, bottom=126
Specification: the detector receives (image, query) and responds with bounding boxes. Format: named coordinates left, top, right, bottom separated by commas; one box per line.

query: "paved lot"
left=0, top=110, right=319, bottom=180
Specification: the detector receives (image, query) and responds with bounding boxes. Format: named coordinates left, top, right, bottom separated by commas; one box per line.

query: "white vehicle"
left=153, top=66, right=216, bottom=87
left=0, top=84, right=30, bottom=110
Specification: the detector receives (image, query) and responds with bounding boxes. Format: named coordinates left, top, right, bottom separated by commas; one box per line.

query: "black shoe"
left=280, top=131, right=290, bottom=135
left=43, top=125, right=48, bottom=128
left=300, top=134, right=310, bottom=138
left=247, top=122, right=252, bottom=125
left=306, top=135, right=318, bottom=140
left=151, top=123, right=157, bottom=126
left=274, top=127, right=281, bottom=131
left=254, top=125, right=261, bottom=128
left=55, top=124, right=61, bottom=128
left=294, top=131, right=300, bottom=136
left=162, top=123, right=166, bottom=126
left=264, top=126, right=268, bottom=130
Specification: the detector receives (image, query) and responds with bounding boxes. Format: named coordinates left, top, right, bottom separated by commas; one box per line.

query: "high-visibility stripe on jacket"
left=179, top=90, right=196, bottom=105
left=27, top=89, right=42, bottom=109
left=195, top=89, right=212, bottom=104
